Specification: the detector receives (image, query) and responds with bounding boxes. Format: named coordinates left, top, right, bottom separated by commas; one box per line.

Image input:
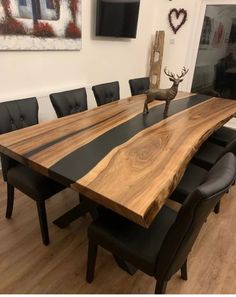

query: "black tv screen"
left=96, top=0, right=140, bottom=38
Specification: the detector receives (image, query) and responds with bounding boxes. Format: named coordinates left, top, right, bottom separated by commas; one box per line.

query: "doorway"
left=191, top=5, right=236, bottom=99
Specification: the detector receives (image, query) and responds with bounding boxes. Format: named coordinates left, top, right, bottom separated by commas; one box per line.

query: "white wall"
left=154, top=0, right=200, bottom=90
left=0, top=0, right=157, bottom=121
left=154, top=0, right=236, bottom=91
left=150, top=0, right=236, bottom=129
left=1, top=0, right=236, bottom=123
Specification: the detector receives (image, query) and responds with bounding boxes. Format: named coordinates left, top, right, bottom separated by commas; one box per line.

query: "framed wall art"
left=199, top=15, right=214, bottom=50
left=0, top=0, right=82, bottom=50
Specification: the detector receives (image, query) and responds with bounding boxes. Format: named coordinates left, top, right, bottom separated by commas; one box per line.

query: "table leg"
left=53, top=195, right=99, bottom=228
left=54, top=198, right=137, bottom=275
left=53, top=203, right=89, bottom=228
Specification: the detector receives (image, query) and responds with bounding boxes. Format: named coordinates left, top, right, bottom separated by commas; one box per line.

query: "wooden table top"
left=1, top=92, right=236, bottom=227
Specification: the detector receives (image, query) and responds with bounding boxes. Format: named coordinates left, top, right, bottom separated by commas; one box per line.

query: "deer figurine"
left=143, top=67, right=189, bottom=118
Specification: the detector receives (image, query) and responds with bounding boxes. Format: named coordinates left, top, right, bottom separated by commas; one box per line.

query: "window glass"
left=19, top=0, right=27, bottom=6
left=191, top=5, right=236, bottom=100
left=46, top=0, right=55, bottom=9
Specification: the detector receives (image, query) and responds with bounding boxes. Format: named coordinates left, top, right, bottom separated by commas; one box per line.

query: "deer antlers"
left=164, top=66, right=189, bottom=80
left=164, top=67, right=176, bottom=79
left=177, top=66, right=189, bottom=79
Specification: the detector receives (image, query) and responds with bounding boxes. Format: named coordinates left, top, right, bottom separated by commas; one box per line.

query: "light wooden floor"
left=0, top=176, right=236, bottom=294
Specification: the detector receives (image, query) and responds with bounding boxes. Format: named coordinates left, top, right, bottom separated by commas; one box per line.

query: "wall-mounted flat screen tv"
left=96, top=0, right=140, bottom=38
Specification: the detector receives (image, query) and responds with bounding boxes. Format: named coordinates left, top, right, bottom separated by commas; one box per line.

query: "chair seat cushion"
left=193, top=142, right=225, bottom=170
left=7, top=164, right=65, bottom=201
left=88, top=205, right=177, bottom=276
left=210, top=127, right=236, bottom=146
left=171, top=163, right=207, bottom=204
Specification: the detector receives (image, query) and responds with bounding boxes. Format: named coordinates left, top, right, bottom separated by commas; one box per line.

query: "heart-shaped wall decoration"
left=168, top=8, right=187, bottom=34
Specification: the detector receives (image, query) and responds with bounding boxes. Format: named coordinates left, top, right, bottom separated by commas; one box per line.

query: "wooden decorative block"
left=149, top=31, right=165, bottom=89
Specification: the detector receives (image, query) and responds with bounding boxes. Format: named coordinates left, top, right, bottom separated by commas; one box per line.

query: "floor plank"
left=0, top=176, right=235, bottom=294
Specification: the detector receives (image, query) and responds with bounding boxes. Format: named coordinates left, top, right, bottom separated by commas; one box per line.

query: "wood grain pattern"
left=0, top=92, right=190, bottom=172
left=75, top=97, right=236, bottom=227
left=0, top=92, right=236, bottom=228
left=149, top=31, right=165, bottom=89
left=0, top=176, right=236, bottom=294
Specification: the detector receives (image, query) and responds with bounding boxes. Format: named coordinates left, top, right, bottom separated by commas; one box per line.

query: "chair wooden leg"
left=6, top=184, right=14, bottom=219
left=113, top=255, right=137, bottom=275
left=86, top=241, right=98, bottom=283
left=214, top=201, right=221, bottom=214
left=181, top=260, right=188, bottom=281
left=36, top=201, right=50, bottom=246
left=155, top=280, right=167, bottom=294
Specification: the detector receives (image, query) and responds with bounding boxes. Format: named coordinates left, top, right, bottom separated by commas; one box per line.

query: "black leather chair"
left=129, top=77, right=150, bottom=96
left=92, top=81, right=120, bottom=106
left=214, top=60, right=233, bottom=96
left=171, top=163, right=208, bottom=204
left=210, top=126, right=236, bottom=147
left=86, top=153, right=236, bottom=294
left=165, top=128, right=235, bottom=214
left=0, top=98, right=65, bottom=245
left=50, top=88, right=88, bottom=118
left=193, top=137, right=236, bottom=170
left=171, top=162, right=226, bottom=213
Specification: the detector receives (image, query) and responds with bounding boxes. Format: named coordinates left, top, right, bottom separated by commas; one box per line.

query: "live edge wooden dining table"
left=1, top=92, right=236, bottom=229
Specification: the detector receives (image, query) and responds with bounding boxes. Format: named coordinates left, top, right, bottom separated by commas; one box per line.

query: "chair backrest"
left=129, top=77, right=150, bottom=96
left=0, top=97, right=39, bottom=181
left=222, top=137, right=236, bottom=157
left=0, top=97, right=38, bottom=134
left=155, top=153, right=236, bottom=281
left=50, top=88, right=88, bottom=118
left=92, top=81, right=120, bottom=106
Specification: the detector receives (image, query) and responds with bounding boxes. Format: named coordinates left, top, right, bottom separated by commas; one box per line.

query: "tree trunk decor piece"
left=168, top=8, right=187, bottom=34
left=143, top=67, right=189, bottom=118
left=149, top=31, right=165, bottom=89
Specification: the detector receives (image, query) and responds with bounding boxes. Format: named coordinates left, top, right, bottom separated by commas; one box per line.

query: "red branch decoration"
left=0, top=0, right=82, bottom=39
left=65, top=21, right=81, bottom=39
left=0, top=0, right=26, bottom=35
left=0, top=17, right=26, bottom=35
left=66, top=0, right=81, bottom=39
left=34, top=22, right=55, bottom=37
left=168, top=8, right=187, bottom=34
left=69, top=0, right=78, bottom=23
